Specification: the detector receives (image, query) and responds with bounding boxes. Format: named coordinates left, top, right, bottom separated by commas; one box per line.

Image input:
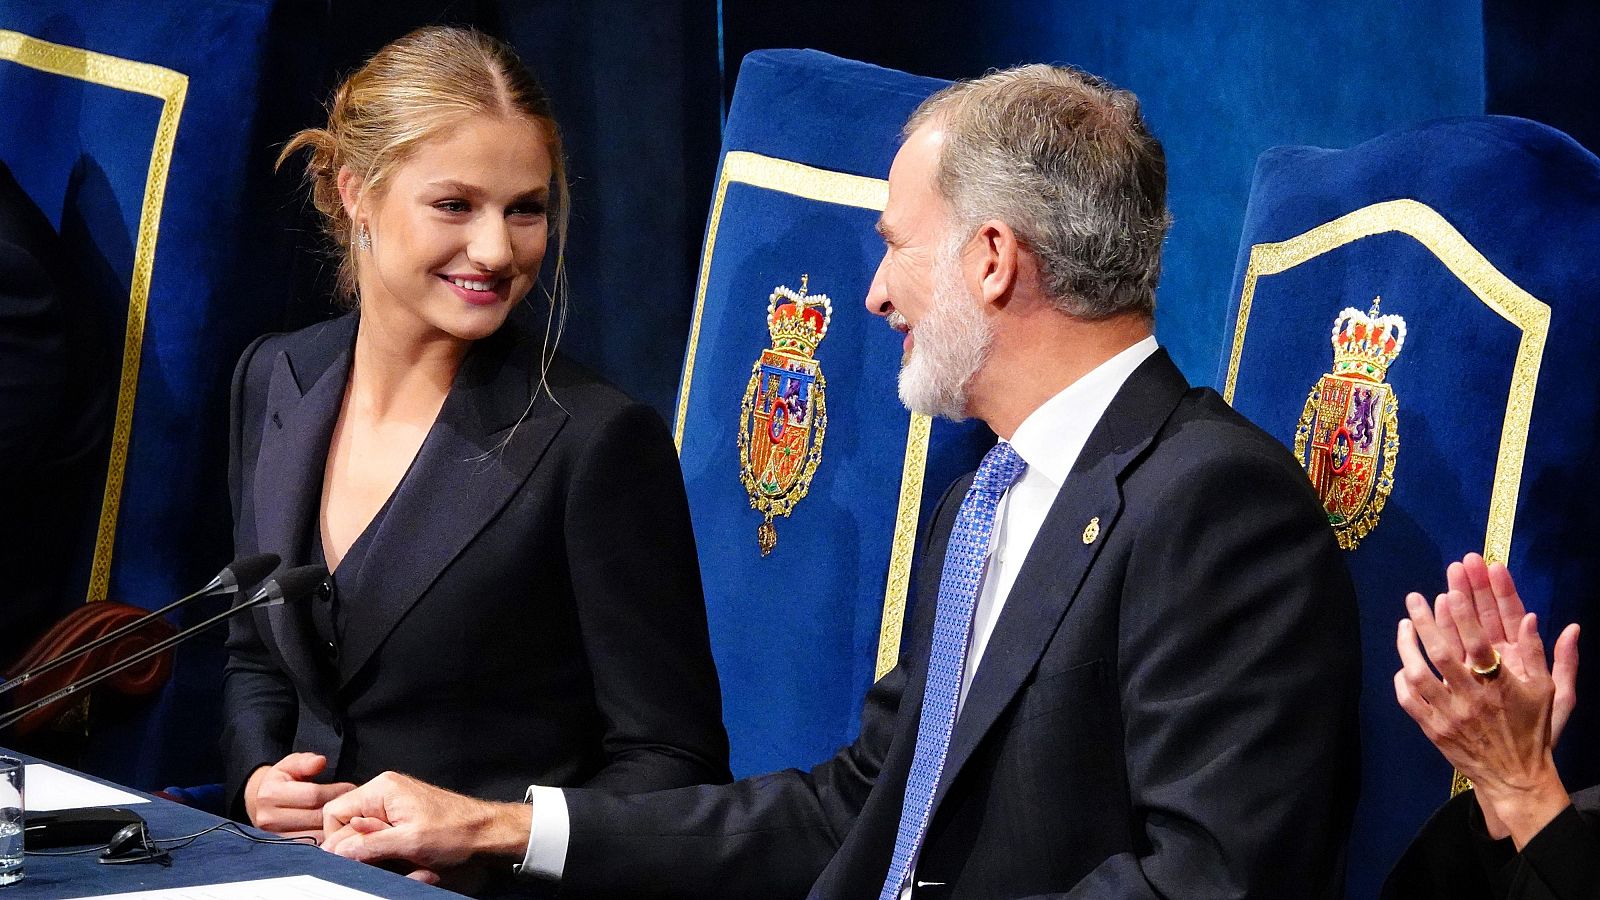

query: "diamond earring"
left=356, top=223, right=372, bottom=252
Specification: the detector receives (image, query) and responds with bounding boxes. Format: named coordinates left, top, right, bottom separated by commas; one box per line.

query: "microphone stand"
left=0, top=553, right=280, bottom=698
left=0, top=565, right=325, bottom=734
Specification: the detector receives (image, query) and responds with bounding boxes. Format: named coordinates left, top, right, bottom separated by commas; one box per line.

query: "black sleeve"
left=218, top=334, right=298, bottom=819
left=554, top=475, right=965, bottom=899
left=1383, top=790, right=1512, bottom=900
left=1510, top=795, right=1600, bottom=900
left=1060, top=443, right=1362, bottom=898
left=562, top=401, right=730, bottom=793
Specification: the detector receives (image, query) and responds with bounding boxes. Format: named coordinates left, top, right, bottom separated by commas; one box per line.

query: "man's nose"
left=864, top=254, right=891, bottom=316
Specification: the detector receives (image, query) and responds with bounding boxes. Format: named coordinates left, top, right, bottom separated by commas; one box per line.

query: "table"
left=2, top=749, right=450, bottom=898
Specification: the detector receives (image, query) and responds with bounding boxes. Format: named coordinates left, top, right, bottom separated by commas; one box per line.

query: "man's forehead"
left=884, top=124, right=946, bottom=223
left=890, top=124, right=944, bottom=182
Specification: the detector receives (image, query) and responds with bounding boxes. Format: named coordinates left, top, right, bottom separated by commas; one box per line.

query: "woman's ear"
left=336, top=165, right=363, bottom=225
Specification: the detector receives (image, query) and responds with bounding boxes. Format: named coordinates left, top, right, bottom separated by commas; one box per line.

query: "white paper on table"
left=24, top=763, right=148, bottom=812
left=62, top=874, right=387, bottom=899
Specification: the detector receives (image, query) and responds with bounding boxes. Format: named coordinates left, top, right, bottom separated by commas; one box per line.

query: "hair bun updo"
left=276, top=25, right=568, bottom=308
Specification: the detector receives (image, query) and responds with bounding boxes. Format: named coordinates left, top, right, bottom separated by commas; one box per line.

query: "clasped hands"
left=245, top=756, right=529, bottom=888
left=318, top=771, right=531, bottom=888
left=1394, top=553, right=1581, bottom=848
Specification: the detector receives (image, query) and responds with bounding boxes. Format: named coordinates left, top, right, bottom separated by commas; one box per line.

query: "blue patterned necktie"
left=879, top=442, right=1027, bottom=900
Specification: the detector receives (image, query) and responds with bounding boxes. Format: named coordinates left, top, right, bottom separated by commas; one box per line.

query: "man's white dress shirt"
left=520, top=336, right=1161, bottom=883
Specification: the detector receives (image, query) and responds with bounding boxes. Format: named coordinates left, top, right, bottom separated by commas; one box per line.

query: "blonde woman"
left=221, top=26, right=729, bottom=847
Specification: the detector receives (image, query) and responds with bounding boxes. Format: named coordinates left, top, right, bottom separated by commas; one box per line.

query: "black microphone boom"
left=0, top=564, right=324, bottom=733
left=0, top=553, right=280, bottom=698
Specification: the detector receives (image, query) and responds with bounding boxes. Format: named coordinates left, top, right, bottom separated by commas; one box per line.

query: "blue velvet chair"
left=1217, top=116, right=1600, bottom=898
left=674, top=50, right=991, bottom=777
left=0, top=0, right=303, bottom=793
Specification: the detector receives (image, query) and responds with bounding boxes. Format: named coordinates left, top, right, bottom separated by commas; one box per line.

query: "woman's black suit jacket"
left=220, top=309, right=730, bottom=815
left=1384, top=786, right=1600, bottom=899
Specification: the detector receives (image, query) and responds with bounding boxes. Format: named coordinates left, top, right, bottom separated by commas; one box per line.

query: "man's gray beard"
left=896, top=250, right=993, bottom=421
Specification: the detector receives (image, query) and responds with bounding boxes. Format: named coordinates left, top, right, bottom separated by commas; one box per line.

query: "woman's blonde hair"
left=277, top=25, right=569, bottom=310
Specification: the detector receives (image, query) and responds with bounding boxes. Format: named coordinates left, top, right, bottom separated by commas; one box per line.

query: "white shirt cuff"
left=514, top=785, right=570, bottom=880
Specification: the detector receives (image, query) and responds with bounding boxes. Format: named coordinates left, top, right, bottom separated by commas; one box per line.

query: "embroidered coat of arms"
left=738, top=276, right=830, bottom=556
left=1294, top=297, right=1406, bottom=550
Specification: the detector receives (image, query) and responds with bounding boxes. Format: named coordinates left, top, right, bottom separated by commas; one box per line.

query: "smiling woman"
left=338, top=115, right=552, bottom=343
left=219, top=26, right=730, bottom=888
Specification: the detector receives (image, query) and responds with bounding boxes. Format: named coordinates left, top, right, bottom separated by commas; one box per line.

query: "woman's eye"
left=434, top=200, right=470, bottom=214
left=509, top=202, right=547, bottom=218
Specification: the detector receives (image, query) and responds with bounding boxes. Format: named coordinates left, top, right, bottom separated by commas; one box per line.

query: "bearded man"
left=321, top=64, right=1361, bottom=899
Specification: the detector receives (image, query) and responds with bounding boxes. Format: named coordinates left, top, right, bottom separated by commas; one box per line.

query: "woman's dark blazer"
left=220, top=308, right=730, bottom=816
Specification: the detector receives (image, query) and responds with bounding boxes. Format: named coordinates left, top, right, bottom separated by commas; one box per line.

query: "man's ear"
left=969, top=218, right=1019, bottom=309
left=336, top=166, right=364, bottom=225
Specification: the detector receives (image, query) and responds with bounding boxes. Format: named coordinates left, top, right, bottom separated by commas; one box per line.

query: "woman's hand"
left=1447, top=555, right=1580, bottom=744
left=1393, top=557, right=1580, bottom=849
left=243, top=752, right=357, bottom=841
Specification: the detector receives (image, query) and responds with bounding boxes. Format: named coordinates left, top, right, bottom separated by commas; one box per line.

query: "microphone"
left=0, top=564, right=326, bottom=733
left=0, top=553, right=280, bottom=698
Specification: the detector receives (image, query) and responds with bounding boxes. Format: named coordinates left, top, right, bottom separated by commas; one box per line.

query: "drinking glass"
left=0, top=756, right=21, bottom=886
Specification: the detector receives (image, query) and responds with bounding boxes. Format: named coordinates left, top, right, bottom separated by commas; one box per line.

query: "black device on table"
left=23, top=806, right=145, bottom=850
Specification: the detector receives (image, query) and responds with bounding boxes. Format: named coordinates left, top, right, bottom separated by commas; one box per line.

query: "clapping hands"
left=1393, top=553, right=1580, bottom=848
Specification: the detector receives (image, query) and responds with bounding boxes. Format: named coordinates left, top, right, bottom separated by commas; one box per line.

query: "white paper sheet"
left=63, top=874, right=387, bottom=899
left=24, top=763, right=148, bottom=812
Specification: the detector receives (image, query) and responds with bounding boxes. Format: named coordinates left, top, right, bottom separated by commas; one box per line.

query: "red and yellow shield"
left=739, top=276, right=831, bottom=556
left=1295, top=298, right=1405, bottom=550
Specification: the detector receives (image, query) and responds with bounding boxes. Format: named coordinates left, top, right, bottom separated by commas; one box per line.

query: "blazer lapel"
left=931, top=349, right=1190, bottom=808
left=335, top=322, right=567, bottom=687
left=251, top=315, right=357, bottom=703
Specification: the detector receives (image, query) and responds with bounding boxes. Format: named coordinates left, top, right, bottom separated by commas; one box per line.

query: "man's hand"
left=244, top=752, right=356, bottom=841
left=322, top=771, right=532, bottom=880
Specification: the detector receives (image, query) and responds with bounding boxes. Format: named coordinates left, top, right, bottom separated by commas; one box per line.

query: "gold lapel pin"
left=1082, top=516, right=1100, bottom=545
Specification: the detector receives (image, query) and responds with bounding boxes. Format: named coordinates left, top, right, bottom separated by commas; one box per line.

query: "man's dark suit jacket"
left=221, top=308, right=731, bottom=815
left=0, top=161, right=111, bottom=668
left=553, top=349, right=1361, bottom=899
left=1384, top=786, right=1600, bottom=900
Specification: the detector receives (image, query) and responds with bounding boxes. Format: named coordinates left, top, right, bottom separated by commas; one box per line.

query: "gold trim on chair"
left=0, top=30, right=188, bottom=604
left=1223, top=198, right=1549, bottom=564
left=673, top=150, right=923, bottom=679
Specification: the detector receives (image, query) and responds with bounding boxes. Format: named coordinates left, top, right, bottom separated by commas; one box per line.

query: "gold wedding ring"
left=1470, top=648, right=1503, bottom=681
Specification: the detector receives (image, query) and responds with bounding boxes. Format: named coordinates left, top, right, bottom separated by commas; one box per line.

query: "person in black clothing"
left=1386, top=553, right=1597, bottom=899
left=0, top=160, right=111, bottom=671
left=222, top=28, right=729, bottom=888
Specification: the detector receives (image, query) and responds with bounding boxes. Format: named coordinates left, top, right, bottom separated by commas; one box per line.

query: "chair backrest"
left=674, top=49, right=991, bottom=776
left=0, top=0, right=298, bottom=789
left=1217, top=116, right=1600, bottom=898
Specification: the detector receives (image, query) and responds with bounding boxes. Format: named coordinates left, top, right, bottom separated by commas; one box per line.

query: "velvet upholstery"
left=675, top=50, right=991, bottom=777
left=0, top=0, right=296, bottom=788
left=1217, top=115, right=1600, bottom=899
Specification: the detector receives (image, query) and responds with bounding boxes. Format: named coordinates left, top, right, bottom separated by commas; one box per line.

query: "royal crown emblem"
left=738, top=275, right=831, bottom=556
left=1294, top=297, right=1405, bottom=550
